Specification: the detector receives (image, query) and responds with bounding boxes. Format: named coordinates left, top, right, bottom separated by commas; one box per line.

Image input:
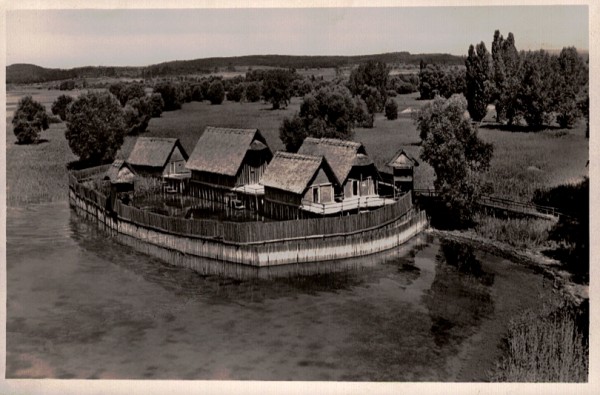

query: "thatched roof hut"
left=298, top=138, right=370, bottom=183
left=127, top=137, right=189, bottom=176
left=387, top=149, right=419, bottom=194
left=104, top=160, right=136, bottom=184
left=387, top=149, right=419, bottom=169
left=298, top=137, right=380, bottom=198
left=261, top=152, right=338, bottom=194
left=187, top=127, right=271, bottom=176
left=186, top=127, right=273, bottom=190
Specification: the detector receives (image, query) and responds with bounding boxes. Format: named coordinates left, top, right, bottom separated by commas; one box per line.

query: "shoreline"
left=428, top=228, right=588, bottom=307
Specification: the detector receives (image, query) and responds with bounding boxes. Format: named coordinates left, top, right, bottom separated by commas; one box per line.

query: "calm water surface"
left=7, top=201, right=554, bottom=381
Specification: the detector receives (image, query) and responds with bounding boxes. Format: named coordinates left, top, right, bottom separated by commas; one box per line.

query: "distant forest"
left=7, top=52, right=464, bottom=84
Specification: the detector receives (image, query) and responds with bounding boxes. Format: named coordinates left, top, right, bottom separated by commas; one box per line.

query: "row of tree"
left=465, top=31, right=588, bottom=128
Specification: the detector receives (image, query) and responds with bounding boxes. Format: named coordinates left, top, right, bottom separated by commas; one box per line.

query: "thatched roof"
left=104, top=160, right=135, bottom=184
left=387, top=149, right=419, bottom=168
left=298, top=137, right=370, bottom=183
left=186, top=127, right=272, bottom=176
left=260, top=152, right=339, bottom=195
left=127, top=137, right=188, bottom=169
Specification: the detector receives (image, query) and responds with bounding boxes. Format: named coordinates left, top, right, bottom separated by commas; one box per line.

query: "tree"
left=51, top=94, right=74, bottom=121
left=554, top=47, right=588, bottom=128
left=123, top=98, right=151, bottom=135
left=65, top=91, right=126, bottom=165
left=207, top=81, right=225, bottom=104
left=279, top=86, right=357, bottom=152
left=348, top=61, right=389, bottom=113
left=517, top=50, right=555, bottom=128
left=226, top=83, right=244, bottom=102
left=262, top=69, right=293, bottom=109
left=417, top=95, right=493, bottom=227
left=12, top=96, right=49, bottom=144
left=119, top=83, right=146, bottom=106
left=145, top=93, right=164, bottom=118
left=245, top=82, right=261, bottom=102
left=279, top=115, right=307, bottom=153
left=465, top=42, right=492, bottom=121
left=384, top=99, right=399, bottom=120
left=492, top=32, right=522, bottom=124
left=418, top=64, right=465, bottom=100
left=191, top=85, right=204, bottom=101
left=154, top=81, right=182, bottom=111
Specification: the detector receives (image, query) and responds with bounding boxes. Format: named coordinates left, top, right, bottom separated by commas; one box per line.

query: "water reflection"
left=69, top=208, right=433, bottom=302
left=7, top=203, right=553, bottom=381
left=425, top=239, right=495, bottom=347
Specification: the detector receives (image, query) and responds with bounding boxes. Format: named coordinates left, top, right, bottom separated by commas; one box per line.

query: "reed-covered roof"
left=104, top=159, right=135, bottom=184
left=127, top=137, right=188, bottom=169
left=260, top=152, right=338, bottom=195
left=387, top=149, right=419, bottom=168
left=186, top=127, right=271, bottom=176
left=298, top=137, right=370, bottom=183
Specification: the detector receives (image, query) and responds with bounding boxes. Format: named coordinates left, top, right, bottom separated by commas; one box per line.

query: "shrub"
left=12, top=96, right=49, bottom=144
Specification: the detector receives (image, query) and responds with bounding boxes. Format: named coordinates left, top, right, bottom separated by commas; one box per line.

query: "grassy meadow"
left=6, top=88, right=589, bottom=208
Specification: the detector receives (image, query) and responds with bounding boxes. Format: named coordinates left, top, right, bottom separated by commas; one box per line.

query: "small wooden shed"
left=260, top=152, right=339, bottom=219
left=186, top=127, right=273, bottom=197
left=298, top=137, right=380, bottom=200
left=104, top=159, right=136, bottom=193
left=387, top=149, right=419, bottom=195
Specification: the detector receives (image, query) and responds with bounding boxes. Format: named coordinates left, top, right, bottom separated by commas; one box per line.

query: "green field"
left=6, top=89, right=589, bottom=206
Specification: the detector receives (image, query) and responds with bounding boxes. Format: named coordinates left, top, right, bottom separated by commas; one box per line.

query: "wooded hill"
left=7, top=52, right=464, bottom=84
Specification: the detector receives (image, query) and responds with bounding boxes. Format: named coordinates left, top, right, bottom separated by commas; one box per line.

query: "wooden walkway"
left=413, top=189, right=566, bottom=220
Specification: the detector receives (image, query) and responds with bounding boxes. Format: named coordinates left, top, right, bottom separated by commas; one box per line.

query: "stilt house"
left=259, top=152, right=340, bottom=219
left=298, top=138, right=381, bottom=200
left=126, top=137, right=191, bottom=192
left=185, top=127, right=273, bottom=202
left=127, top=137, right=190, bottom=178
left=387, top=149, right=419, bottom=195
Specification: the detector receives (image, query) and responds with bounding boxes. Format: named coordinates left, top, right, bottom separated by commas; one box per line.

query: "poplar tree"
left=465, top=42, right=492, bottom=121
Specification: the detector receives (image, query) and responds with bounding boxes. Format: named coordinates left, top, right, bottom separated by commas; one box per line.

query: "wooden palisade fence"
left=69, top=166, right=427, bottom=267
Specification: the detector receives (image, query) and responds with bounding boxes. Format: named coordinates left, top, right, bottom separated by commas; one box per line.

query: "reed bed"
left=491, top=305, right=588, bottom=382
left=473, top=214, right=556, bottom=250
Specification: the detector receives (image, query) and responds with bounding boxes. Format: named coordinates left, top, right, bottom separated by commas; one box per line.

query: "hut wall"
left=163, top=146, right=189, bottom=176
left=131, top=165, right=164, bottom=179
left=262, top=187, right=304, bottom=220
left=236, top=150, right=270, bottom=186
left=393, top=167, right=414, bottom=192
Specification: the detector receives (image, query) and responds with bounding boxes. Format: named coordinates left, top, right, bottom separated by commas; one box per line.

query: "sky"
left=6, top=6, right=589, bottom=68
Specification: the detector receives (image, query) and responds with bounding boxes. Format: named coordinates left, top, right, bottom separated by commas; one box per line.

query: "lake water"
left=6, top=201, right=555, bottom=381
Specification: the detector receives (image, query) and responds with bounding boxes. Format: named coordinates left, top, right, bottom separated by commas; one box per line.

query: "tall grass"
left=6, top=122, right=77, bottom=206
left=478, top=123, right=588, bottom=201
left=473, top=214, right=555, bottom=250
left=491, top=305, right=588, bottom=382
